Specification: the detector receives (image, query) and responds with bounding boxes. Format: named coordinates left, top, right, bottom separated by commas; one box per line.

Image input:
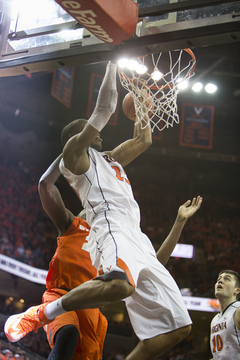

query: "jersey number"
left=111, top=166, right=130, bottom=184
left=212, top=334, right=223, bottom=353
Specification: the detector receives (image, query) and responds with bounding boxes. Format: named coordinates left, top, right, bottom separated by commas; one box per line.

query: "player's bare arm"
left=39, top=154, right=74, bottom=236
left=233, top=304, right=240, bottom=330
left=62, top=124, right=99, bottom=175
left=106, top=89, right=152, bottom=167
left=106, top=120, right=152, bottom=167
left=157, top=196, right=202, bottom=265
left=63, top=62, right=118, bottom=174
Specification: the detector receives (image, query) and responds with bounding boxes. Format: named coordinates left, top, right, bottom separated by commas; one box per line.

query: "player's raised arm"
left=62, top=61, right=118, bottom=175
left=106, top=89, right=152, bottom=167
left=157, top=196, right=202, bottom=265
left=38, top=154, right=73, bottom=235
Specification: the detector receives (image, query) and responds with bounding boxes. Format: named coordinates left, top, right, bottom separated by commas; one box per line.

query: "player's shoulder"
left=79, top=218, right=91, bottom=231
left=61, top=216, right=90, bottom=236
left=231, top=300, right=240, bottom=311
left=233, top=301, right=240, bottom=314
left=73, top=216, right=90, bottom=229
left=233, top=302, right=240, bottom=329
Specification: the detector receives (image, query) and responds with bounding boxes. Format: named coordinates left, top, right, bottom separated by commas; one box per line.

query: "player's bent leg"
left=62, top=279, right=135, bottom=311
left=125, top=324, right=191, bottom=360
left=4, top=278, right=134, bottom=342
left=47, top=325, right=79, bottom=360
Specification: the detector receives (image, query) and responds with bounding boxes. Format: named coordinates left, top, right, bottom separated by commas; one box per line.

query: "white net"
left=118, top=49, right=196, bottom=131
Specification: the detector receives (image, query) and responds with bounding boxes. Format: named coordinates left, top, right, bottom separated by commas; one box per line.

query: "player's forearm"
left=109, top=121, right=151, bottom=167
left=88, top=62, right=118, bottom=132
left=156, top=215, right=187, bottom=265
left=134, top=120, right=152, bottom=150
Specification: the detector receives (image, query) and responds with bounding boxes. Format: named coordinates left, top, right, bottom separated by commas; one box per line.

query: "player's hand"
left=128, top=78, right=146, bottom=95
left=177, top=196, right=202, bottom=222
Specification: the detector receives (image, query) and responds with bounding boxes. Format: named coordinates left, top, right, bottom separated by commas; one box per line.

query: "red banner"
left=51, top=67, right=75, bottom=108
left=179, top=103, right=214, bottom=149
left=55, top=0, right=138, bottom=45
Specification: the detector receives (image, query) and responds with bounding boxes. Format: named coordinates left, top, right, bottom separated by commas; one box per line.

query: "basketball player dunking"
left=5, top=61, right=200, bottom=360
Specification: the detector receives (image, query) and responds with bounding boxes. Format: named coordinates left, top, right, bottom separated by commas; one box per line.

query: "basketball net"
left=118, top=49, right=196, bottom=131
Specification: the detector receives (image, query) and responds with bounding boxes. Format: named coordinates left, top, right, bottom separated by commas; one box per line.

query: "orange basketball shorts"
left=42, top=288, right=108, bottom=360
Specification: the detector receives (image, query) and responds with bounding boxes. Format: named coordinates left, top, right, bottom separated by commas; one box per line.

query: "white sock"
left=44, top=297, right=67, bottom=320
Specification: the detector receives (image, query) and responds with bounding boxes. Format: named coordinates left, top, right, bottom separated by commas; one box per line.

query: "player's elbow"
left=38, top=177, right=51, bottom=195
left=142, top=137, right=152, bottom=151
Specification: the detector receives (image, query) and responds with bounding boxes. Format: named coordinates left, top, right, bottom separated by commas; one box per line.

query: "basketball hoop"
left=118, top=49, right=196, bottom=131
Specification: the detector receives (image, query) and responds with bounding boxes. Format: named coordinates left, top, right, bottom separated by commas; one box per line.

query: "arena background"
left=0, top=5, right=240, bottom=359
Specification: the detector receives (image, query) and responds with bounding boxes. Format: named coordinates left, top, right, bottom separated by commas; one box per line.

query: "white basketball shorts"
left=83, top=211, right=192, bottom=340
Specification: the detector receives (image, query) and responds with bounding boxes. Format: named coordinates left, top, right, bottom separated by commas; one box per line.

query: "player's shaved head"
left=61, top=119, right=87, bottom=146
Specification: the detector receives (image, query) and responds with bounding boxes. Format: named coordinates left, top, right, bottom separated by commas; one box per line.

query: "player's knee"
left=108, top=279, right=135, bottom=299
left=178, top=324, right=191, bottom=340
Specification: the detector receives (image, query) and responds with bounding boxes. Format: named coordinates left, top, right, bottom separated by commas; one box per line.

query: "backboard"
left=0, top=0, right=240, bottom=77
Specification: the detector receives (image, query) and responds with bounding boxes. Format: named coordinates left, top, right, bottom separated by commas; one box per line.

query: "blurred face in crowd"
left=4, top=351, right=13, bottom=359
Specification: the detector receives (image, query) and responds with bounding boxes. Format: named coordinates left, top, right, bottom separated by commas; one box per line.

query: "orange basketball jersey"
left=46, top=217, right=96, bottom=290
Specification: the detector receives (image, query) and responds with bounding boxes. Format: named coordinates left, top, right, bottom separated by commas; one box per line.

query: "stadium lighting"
left=127, top=59, right=139, bottom=71
left=192, top=82, right=203, bottom=92
left=205, top=83, right=217, bottom=93
left=151, top=69, right=163, bottom=81
left=176, top=77, right=188, bottom=90
left=117, top=58, right=129, bottom=68
left=136, top=63, right=148, bottom=75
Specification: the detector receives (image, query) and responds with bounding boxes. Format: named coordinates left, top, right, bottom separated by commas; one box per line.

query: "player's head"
left=61, top=118, right=103, bottom=150
left=61, top=119, right=87, bottom=146
left=215, top=270, right=240, bottom=301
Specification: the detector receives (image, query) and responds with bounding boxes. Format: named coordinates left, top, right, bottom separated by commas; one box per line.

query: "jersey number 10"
left=212, top=334, right=223, bottom=353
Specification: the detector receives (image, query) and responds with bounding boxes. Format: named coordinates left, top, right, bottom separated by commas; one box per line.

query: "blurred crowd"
left=0, top=160, right=240, bottom=359
left=0, top=162, right=57, bottom=270
left=0, top=337, right=45, bottom=360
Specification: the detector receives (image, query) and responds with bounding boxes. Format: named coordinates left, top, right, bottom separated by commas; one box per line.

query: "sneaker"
left=4, top=303, right=52, bottom=342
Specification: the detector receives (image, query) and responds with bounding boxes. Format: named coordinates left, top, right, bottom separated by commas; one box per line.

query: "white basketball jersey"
left=60, top=147, right=140, bottom=226
left=210, top=301, right=240, bottom=359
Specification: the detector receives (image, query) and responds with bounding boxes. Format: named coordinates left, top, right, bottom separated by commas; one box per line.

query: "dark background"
left=0, top=39, right=240, bottom=359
